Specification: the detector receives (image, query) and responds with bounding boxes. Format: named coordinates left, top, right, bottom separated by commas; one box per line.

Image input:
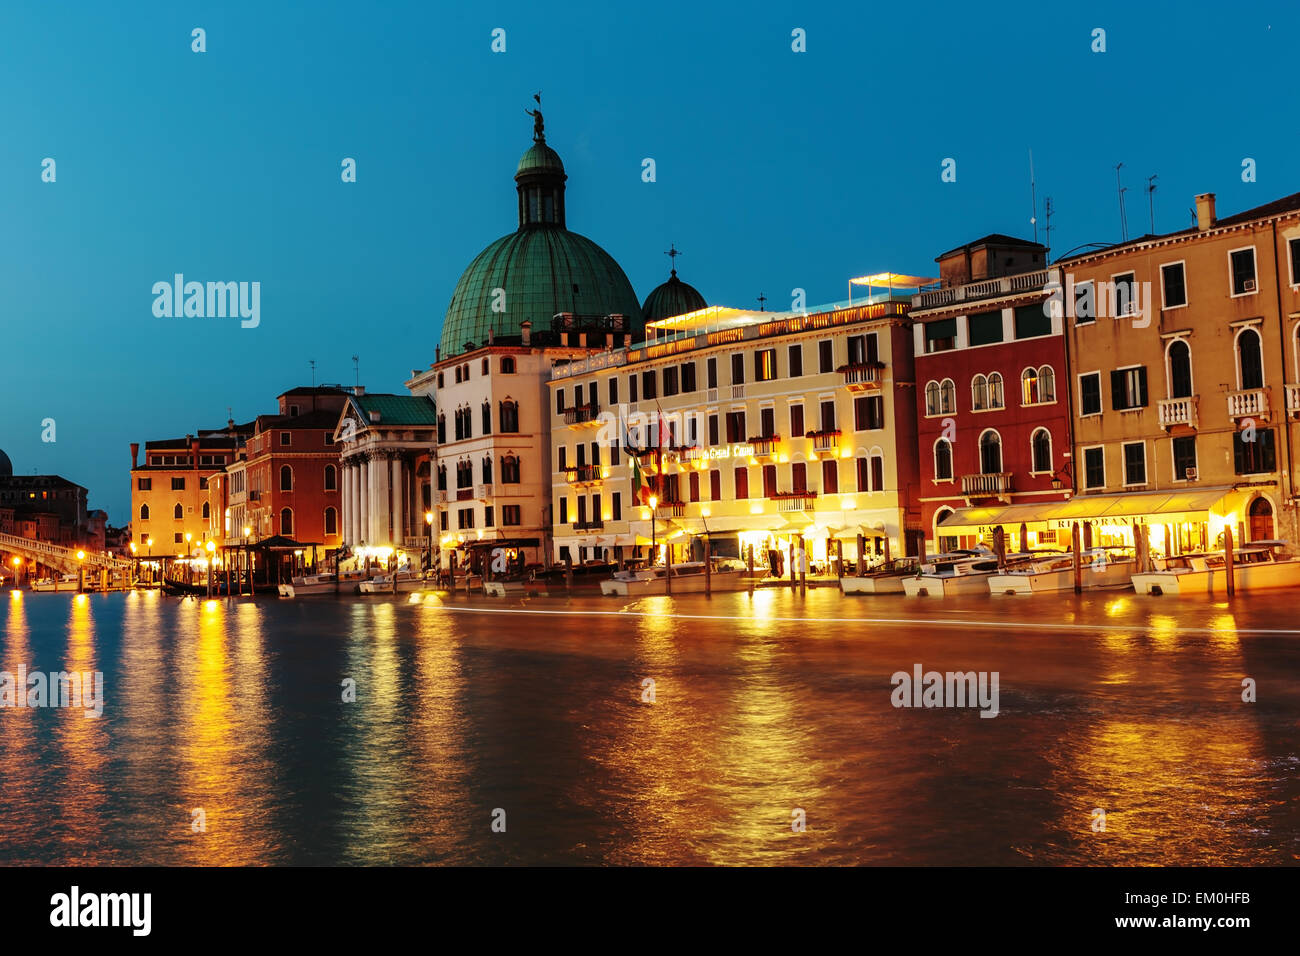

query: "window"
left=590, top=441, right=601, bottom=468
left=760, top=407, right=776, bottom=438
left=847, top=334, right=877, bottom=366
left=437, top=372, right=444, bottom=388
left=174, top=532, right=183, bottom=544
left=324, top=508, right=337, bottom=535
left=480, top=358, right=489, bottom=376
left=979, top=431, right=1002, bottom=474
left=1237, top=328, right=1264, bottom=389
left=559, top=498, right=568, bottom=524
left=788, top=344, right=803, bottom=377
left=1290, top=238, right=1300, bottom=287
left=968, top=310, right=1003, bottom=346
left=1111, top=367, right=1148, bottom=410
left=629, top=374, right=638, bottom=403
left=789, top=404, right=804, bottom=437
left=1230, top=247, right=1257, bottom=296
left=501, top=455, right=520, bottom=483
left=822, top=459, right=838, bottom=494
left=1168, top=340, right=1193, bottom=398
left=1030, top=429, right=1052, bottom=474
left=730, top=353, right=745, bottom=385
left=709, top=470, right=721, bottom=500
left=856, top=457, right=870, bottom=492
left=689, top=472, right=700, bottom=502
left=557, top=446, right=568, bottom=471
left=681, top=363, right=696, bottom=393
left=280, top=465, right=293, bottom=491
left=642, top=370, right=658, bottom=399
left=605, top=494, right=616, bottom=522
left=706, top=357, right=718, bottom=389
left=173, top=503, right=183, bottom=519
left=556, top=388, right=566, bottom=415
left=324, top=431, right=334, bottom=445
left=456, top=460, right=472, bottom=488
left=987, top=372, right=1004, bottom=408
left=755, top=348, right=777, bottom=382
left=1073, top=280, right=1095, bottom=324
left=484, top=506, right=494, bottom=527
left=137, top=477, right=152, bottom=491
left=454, top=366, right=462, bottom=384
left=437, top=414, right=446, bottom=444
left=734, top=467, right=749, bottom=498
left=171, top=476, right=186, bottom=491
left=1083, top=447, right=1105, bottom=489
left=608, top=377, right=618, bottom=405
left=925, top=379, right=956, bottom=416
left=663, top=365, right=679, bottom=396
left=139, top=503, right=150, bottom=520
left=481, top=456, right=493, bottom=484
left=791, top=462, right=807, bottom=493
left=972, top=374, right=988, bottom=411
left=1161, top=262, right=1187, bottom=308
left=1234, top=428, right=1277, bottom=475
left=871, top=455, right=884, bottom=492
left=1080, top=372, right=1102, bottom=415
left=457, top=508, right=475, bottom=530
left=855, top=395, right=883, bottom=430
left=321, top=465, right=336, bottom=491
left=725, top=411, right=746, bottom=443
left=1122, top=442, right=1147, bottom=486
left=440, top=512, right=447, bottom=531
left=482, top=402, right=492, bottom=435
left=280, top=508, right=293, bottom=535
left=818, top=340, right=834, bottom=372
left=499, top=400, right=519, bottom=432
left=1022, top=366, right=1054, bottom=405
left=762, top=464, right=778, bottom=497
left=934, top=439, right=953, bottom=481
left=198, top=476, right=209, bottom=491
left=1014, top=304, right=1052, bottom=339
left=501, top=356, right=515, bottom=373
left=817, top=399, right=835, bottom=432
left=1110, top=272, right=1138, bottom=317
left=708, top=414, right=719, bottom=446
left=1172, top=436, right=1198, bottom=480
left=924, top=319, right=957, bottom=353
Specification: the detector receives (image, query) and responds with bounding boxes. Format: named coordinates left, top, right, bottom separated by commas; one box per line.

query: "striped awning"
left=937, top=487, right=1241, bottom=535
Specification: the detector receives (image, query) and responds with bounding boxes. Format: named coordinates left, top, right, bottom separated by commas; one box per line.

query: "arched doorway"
left=1248, top=497, right=1274, bottom=541
left=934, top=507, right=957, bottom=554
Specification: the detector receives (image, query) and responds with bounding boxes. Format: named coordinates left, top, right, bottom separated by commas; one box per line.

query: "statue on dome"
left=525, top=92, right=544, bottom=141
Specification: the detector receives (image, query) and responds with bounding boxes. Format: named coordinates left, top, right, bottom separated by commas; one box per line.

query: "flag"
left=631, top=454, right=651, bottom=505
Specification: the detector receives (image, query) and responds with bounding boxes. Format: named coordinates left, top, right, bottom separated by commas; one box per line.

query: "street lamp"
left=425, top=511, right=434, bottom=578
left=10, top=555, right=22, bottom=589
left=76, top=550, right=86, bottom=593
left=205, top=540, right=217, bottom=597
left=648, top=495, right=658, bottom=567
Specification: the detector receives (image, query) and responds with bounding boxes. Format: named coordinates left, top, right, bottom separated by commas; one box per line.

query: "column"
left=391, top=454, right=405, bottom=547
left=374, top=451, right=391, bottom=544
left=358, top=455, right=370, bottom=545
left=340, top=462, right=352, bottom=545
left=351, top=461, right=362, bottom=545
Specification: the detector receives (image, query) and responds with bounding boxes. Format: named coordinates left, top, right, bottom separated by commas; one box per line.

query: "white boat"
left=987, top=548, right=1140, bottom=594
left=277, top=572, right=362, bottom=598
left=1131, top=542, right=1300, bottom=595
left=841, top=558, right=927, bottom=594
left=600, top=560, right=750, bottom=596
left=358, top=571, right=429, bottom=594
left=29, top=573, right=81, bottom=592
left=902, top=549, right=1045, bottom=597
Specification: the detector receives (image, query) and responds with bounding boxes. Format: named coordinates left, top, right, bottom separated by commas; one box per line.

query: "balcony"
left=1288, top=384, right=1300, bottom=419
left=563, top=403, right=602, bottom=426
left=474, top=483, right=494, bottom=500
left=563, top=464, right=602, bottom=484
left=1157, top=397, right=1198, bottom=430
left=748, top=435, right=780, bottom=458
left=436, top=490, right=448, bottom=504
left=807, top=429, right=841, bottom=452
left=770, top=491, right=818, bottom=513
left=654, top=501, right=686, bottom=518
left=840, top=362, right=886, bottom=391
left=1227, top=387, right=1270, bottom=421
left=455, top=486, right=474, bottom=501
left=960, top=472, right=1013, bottom=501
left=731, top=384, right=746, bottom=399
left=706, top=388, right=719, bottom=403
left=913, top=268, right=1056, bottom=310
left=571, top=518, right=604, bottom=531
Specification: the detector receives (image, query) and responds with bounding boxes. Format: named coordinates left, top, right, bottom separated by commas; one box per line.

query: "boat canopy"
left=937, top=487, right=1243, bottom=535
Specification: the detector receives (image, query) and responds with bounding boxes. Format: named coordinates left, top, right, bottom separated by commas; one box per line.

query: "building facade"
left=129, top=426, right=247, bottom=556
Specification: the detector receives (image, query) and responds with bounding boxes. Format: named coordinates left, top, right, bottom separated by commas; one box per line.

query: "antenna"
left=1146, top=175, right=1158, bottom=235
left=352, top=355, right=359, bottom=388
left=1043, top=196, right=1054, bottom=259
left=1029, top=149, right=1038, bottom=243
left=1115, top=163, right=1128, bottom=242
left=309, top=359, right=317, bottom=387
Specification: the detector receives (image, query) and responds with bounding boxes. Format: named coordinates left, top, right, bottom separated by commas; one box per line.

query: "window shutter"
left=1137, top=367, right=1149, bottom=407
left=1110, top=370, right=1125, bottom=410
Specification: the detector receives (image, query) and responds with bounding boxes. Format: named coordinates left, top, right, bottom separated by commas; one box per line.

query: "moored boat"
left=1131, top=541, right=1300, bottom=595
left=902, top=549, right=1047, bottom=598
left=841, top=558, right=927, bottom=594
left=987, top=548, right=1140, bottom=594
left=277, top=571, right=365, bottom=598
left=358, top=571, right=430, bottom=594
left=599, top=559, right=750, bottom=596
left=29, top=573, right=81, bottom=593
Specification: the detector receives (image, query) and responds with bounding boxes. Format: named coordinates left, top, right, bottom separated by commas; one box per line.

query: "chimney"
left=1195, top=192, right=1217, bottom=232
left=487, top=328, right=494, bottom=345
left=435, top=345, right=441, bottom=361
left=191, top=437, right=200, bottom=470
left=521, top=320, right=532, bottom=346
left=130, top=442, right=139, bottom=469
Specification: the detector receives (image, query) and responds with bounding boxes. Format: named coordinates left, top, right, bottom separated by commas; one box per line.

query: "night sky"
left=2, top=0, right=1294, bottom=521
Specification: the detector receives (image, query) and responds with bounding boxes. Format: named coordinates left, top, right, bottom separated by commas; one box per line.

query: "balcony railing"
left=748, top=435, right=780, bottom=458
left=913, top=268, right=1056, bottom=310
left=960, top=472, right=1013, bottom=497
left=731, top=384, right=746, bottom=399
left=571, top=518, right=604, bottom=531
left=840, top=362, right=886, bottom=390
left=770, top=491, right=818, bottom=512
left=1227, top=387, right=1269, bottom=420
left=807, top=429, right=841, bottom=452
left=563, top=403, right=602, bottom=426
left=475, top=483, right=494, bottom=499
left=456, top=486, right=473, bottom=501
left=655, top=501, right=686, bottom=518
left=436, top=490, right=448, bottom=504
left=1157, top=397, right=1198, bottom=430
left=563, top=464, right=602, bottom=484
left=1287, top=384, right=1300, bottom=418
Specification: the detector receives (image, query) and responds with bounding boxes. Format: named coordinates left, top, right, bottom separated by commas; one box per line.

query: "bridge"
left=0, top=531, right=135, bottom=577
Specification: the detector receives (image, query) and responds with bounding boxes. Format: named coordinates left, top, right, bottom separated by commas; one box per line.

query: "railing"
left=749, top=435, right=780, bottom=457
left=841, top=362, right=886, bottom=389
left=1287, top=383, right=1300, bottom=418
left=436, top=489, right=448, bottom=504
left=659, top=501, right=686, bottom=518
left=706, top=388, right=719, bottom=403
left=770, top=492, right=818, bottom=512
left=563, top=465, right=602, bottom=484
left=1227, top=388, right=1269, bottom=419
left=550, top=349, right=627, bottom=381
left=960, top=472, right=1013, bottom=497
left=456, top=487, right=473, bottom=501
left=0, top=531, right=133, bottom=573
left=913, top=268, right=1056, bottom=310
left=731, top=384, right=745, bottom=399
left=1158, top=397, right=1197, bottom=429
left=571, top=519, right=604, bottom=531
left=563, top=403, right=602, bottom=425
left=475, top=483, right=494, bottom=499
left=807, top=429, right=841, bottom=452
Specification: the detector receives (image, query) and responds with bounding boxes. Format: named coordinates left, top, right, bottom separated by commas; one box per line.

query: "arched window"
left=280, top=508, right=293, bottom=536
left=1237, top=328, right=1263, bottom=389
left=280, top=465, right=293, bottom=491
left=324, top=507, right=337, bottom=536
left=139, top=503, right=150, bottom=520
left=935, top=507, right=958, bottom=553
left=1039, top=365, right=1055, bottom=402
left=324, top=464, right=336, bottom=491
left=437, top=413, right=446, bottom=445
left=456, top=460, right=473, bottom=488
left=971, top=374, right=988, bottom=411
left=940, top=378, right=956, bottom=414
left=482, top=456, right=493, bottom=484
left=173, top=503, right=183, bottom=520
left=1031, top=428, right=1052, bottom=473
left=925, top=381, right=941, bottom=416
left=481, top=358, right=489, bottom=375
left=501, top=455, right=521, bottom=483
left=201, top=501, right=210, bottom=519
left=1021, top=367, right=1039, bottom=405
left=934, top=438, right=953, bottom=481
left=979, top=430, right=1002, bottom=474
left=437, top=464, right=447, bottom=491
left=454, top=366, right=462, bottom=384
left=869, top=451, right=885, bottom=492
left=500, top=356, right=516, bottom=374
left=499, top=399, right=519, bottom=433
left=988, top=372, right=1004, bottom=409
left=1167, top=340, right=1193, bottom=398
left=481, top=401, right=492, bottom=435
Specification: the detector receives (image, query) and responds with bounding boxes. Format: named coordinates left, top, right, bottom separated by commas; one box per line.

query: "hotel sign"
left=705, top=444, right=755, bottom=460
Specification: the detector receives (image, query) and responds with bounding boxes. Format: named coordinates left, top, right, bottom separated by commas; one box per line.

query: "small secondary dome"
left=0, top=448, right=11, bottom=477
left=642, top=268, right=707, bottom=323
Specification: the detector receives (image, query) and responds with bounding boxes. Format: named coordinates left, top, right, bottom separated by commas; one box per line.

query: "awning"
left=937, top=487, right=1241, bottom=535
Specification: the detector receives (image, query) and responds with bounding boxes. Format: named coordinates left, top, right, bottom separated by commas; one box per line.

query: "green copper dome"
left=439, top=109, right=642, bottom=355
left=642, top=269, right=707, bottom=323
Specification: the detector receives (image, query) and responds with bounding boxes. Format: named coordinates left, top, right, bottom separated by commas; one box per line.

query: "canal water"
left=1, top=587, right=1297, bottom=865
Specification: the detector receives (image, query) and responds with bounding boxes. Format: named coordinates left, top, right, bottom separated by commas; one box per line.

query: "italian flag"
left=632, top=454, right=652, bottom=505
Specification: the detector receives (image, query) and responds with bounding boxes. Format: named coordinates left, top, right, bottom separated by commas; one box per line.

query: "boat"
left=600, top=559, right=750, bottom=596
left=29, top=573, right=81, bottom=592
left=901, top=549, right=1046, bottom=597
left=160, top=578, right=208, bottom=596
left=841, top=557, right=932, bottom=594
left=358, top=571, right=430, bottom=594
left=1131, top=541, right=1300, bottom=595
left=987, top=547, right=1140, bottom=594
left=278, top=570, right=367, bottom=597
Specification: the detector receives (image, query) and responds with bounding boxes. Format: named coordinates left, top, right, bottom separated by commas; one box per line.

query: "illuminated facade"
left=129, top=426, right=248, bottom=556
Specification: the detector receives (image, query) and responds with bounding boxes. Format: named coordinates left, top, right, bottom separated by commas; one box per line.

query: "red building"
left=909, top=236, right=1072, bottom=553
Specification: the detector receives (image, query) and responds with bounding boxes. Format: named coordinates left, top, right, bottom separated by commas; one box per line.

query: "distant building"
left=0, top=447, right=94, bottom=546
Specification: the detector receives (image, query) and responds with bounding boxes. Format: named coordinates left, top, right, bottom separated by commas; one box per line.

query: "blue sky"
left=2, top=0, right=1296, bottom=521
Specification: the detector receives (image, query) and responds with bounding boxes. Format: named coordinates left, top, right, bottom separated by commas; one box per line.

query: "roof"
left=279, top=386, right=350, bottom=398
left=642, top=271, right=708, bottom=323
left=255, top=409, right=342, bottom=430
left=516, top=142, right=565, bottom=178
left=936, top=234, right=1045, bottom=261
left=144, top=435, right=241, bottom=450
left=349, top=393, right=439, bottom=427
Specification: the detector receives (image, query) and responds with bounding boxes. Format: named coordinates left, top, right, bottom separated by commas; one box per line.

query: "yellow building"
left=1060, top=190, right=1300, bottom=552
left=547, top=294, right=924, bottom=573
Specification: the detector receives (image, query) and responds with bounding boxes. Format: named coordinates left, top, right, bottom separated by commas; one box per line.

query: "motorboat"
left=902, top=549, right=1046, bottom=597
left=358, top=570, right=429, bottom=594
left=841, top=557, right=927, bottom=595
left=987, top=547, right=1140, bottom=594
left=29, top=573, right=81, bottom=593
left=277, top=571, right=364, bottom=598
left=600, top=559, right=750, bottom=596
left=1131, top=541, right=1300, bottom=595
